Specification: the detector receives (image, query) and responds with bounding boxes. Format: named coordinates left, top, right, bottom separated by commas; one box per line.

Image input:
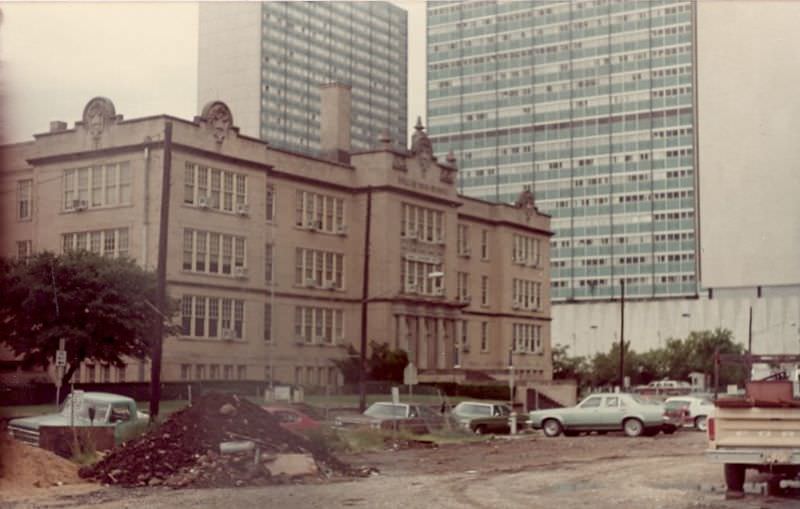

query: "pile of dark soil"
left=79, top=393, right=358, bottom=488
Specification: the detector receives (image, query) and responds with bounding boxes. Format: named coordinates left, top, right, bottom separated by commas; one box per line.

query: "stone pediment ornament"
left=410, top=116, right=434, bottom=175
left=82, top=97, right=117, bottom=140
left=515, top=185, right=538, bottom=219
left=200, top=101, right=233, bottom=143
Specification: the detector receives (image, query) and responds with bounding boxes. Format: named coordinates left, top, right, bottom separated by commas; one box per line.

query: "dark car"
left=334, top=402, right=443, bottom=434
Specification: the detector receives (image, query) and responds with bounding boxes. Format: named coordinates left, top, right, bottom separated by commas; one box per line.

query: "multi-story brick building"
left=0, top=85, right=552, bottom=388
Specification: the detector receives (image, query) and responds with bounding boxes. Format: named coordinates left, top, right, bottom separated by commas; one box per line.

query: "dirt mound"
left=0, top=432, right=82, bottom=494
left=79, top=393, right=355, bottom=488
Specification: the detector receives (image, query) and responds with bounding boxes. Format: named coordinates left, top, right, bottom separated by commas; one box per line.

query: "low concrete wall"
left=520, top=380, right=577, bottom=409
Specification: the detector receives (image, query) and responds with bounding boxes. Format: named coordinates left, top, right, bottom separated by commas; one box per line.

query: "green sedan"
left=528, top=393, right=674, bottom=438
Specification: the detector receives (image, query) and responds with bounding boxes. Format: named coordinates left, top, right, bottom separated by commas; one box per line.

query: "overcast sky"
left=0, top=1, right=427, bottom=144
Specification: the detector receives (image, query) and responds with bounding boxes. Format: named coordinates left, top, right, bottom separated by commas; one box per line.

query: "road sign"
left=391, top=386, right=400, bottom=405
left=55, top=350, right=67, bottom=367
left=403, top=363, right=418, bottom=386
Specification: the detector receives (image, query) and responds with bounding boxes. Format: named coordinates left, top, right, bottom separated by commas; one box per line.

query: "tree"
left=332, top=341, right=409, bottom=384
left=0, top=251, right=175, bottom=388
left=551, top=344, right=589, bottom=386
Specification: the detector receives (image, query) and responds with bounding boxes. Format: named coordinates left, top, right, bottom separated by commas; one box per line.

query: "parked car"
left=528, top=393, right=673, bottom=437
left=8, top=391, right=147, bottom=446
left=262, top=406, right=321, bottom=434
left=333, top=402, right=443, bottom=434
left=451, top=401, right=527, bottom=434
left=664, top=395, right=713, bottom=431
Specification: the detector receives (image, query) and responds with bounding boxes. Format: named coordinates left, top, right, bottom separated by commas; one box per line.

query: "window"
left=16, top=240, right=32, bottom=261
left=265, top=243, right=274, bottom=284
left=264, top=303, right=272, bottom=342
left=512, top=234, right=541, bottom=266
left=460, top=320, right=468, bottom=351
left=116, top=365, right=126, bottom=383
left=85, top=364, right=95, bottom=383
left=480, top=229, right=489, bottom=259
left=481, top=322, right=489, bottom=352
left=180, top=364, right=192, bottom=380
left=512, top=323, right=543, bottom=353
left=581, top=397, right=602, bottom=409
left=512, top=279, right=542, bottom=311
left=62, top=228, right=130, bottom=258
left=266, top=184, right=275, bottom=221
left=237, top=365, right=247, bottom=380
left=294, top=247, right=344, bottom=289
left=401, top=203, right=444, bottom=243
left=457, top=224, right=470, bottom=256
left=295, top=190, right=345, bottom=233
left=224, top=365, right=233, bottom=380
left=195, top=364, right=206, bottom=380
left=293, top=306, right=343, bottom=344
left=181, top=295, right=245, bottom=339
left=63, top=163, right=131, bottom=211
left=481, top=276, right=489, bottom=306
left=182, top=229, right=246, bottom=276
left=102, top=364, right=111, bottom=383
left=184, top=162, right=247, bottom=213
left=17, top=180, right=32, bottom=220
left=210, top=364, right=220, bottom=380
left=401, top=257, right=443, bottom=295
left=457, top=272, right=469, bottom=301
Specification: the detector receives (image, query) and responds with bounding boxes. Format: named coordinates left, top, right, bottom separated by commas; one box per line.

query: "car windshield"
left=626, top=394, right=656, bottom=405
left=364, top=404, right=406, bottom=418
left=457, top=404, right=492, bottom=416
left=665, top=400, right=688, bottom=411
left=60, top=395, right=111, bottom=421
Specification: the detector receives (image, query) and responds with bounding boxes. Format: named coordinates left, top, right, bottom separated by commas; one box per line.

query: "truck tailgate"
left=713, top=407, right=800, bottom=449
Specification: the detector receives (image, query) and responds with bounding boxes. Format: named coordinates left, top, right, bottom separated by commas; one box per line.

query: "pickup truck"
left=451, top=401, right=527, bottom=435
left=8, top=391, right=147, bottom=447
left=706, top=354, right=800, bottom=496
left=333, top=402, right=444, bottom=434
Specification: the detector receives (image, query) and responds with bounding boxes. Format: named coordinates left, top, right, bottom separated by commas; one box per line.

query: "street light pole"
left=619, top=280, right=625, bottom=390
left=358, top=188, right=373, bottom=412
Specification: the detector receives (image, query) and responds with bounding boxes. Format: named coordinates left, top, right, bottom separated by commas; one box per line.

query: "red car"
left=262, top=406, right=321, bottom=434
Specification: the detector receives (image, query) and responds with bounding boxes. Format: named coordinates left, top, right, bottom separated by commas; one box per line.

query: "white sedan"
left=664, top=395, right=713, bottom=431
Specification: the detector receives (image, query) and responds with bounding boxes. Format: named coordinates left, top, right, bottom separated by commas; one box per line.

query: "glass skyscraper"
left=199, top=2, right=408, bottom=155
left=427, top=0, right=698, bottom=302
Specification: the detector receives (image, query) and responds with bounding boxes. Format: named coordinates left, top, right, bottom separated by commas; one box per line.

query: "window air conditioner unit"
left=406, top=228, right=417, bottom=239
left=406, top=284, right=418, bottom=294
left=511, top=302, right=521, bottom=310
left=462, top=295, right=472, bottom=304
left=336, top=224, right=348, bottom=235
left=313, top=220, right=323, bottom=230
left=305, top=278, right=317, bottom=288
left=315, top=335, right=325, bottom=343
left=236, top=202, right=249, bottom=216
left=234, top=266, right=248, bottom=279
left=462, top=248, right=471, bottom=257
left=462, top=343, right=471, bottom=353
left=323, top=281, right=337, bottom=290
left=221, top=329, right=236, bottom=340
left=197, top=195, right=210, bottom=209
left=73, top=199, right=88, bottom=211
left=434, top=288, right=445, bottom=297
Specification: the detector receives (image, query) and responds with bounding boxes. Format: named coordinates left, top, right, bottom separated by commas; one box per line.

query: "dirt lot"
left=3, top=431, right=800, bottom=509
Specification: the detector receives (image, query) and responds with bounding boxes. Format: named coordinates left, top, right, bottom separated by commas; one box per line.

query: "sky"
left=0, top=1, right=427, bottom=144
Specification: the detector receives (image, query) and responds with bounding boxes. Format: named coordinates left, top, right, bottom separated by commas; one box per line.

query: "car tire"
left=542, top=419, right=563, bottom=438
left=474, top=425, right=487, bottom=435
left=695, top=415, right=708, bottom=432
left=623, top=418, right=644, bottom=437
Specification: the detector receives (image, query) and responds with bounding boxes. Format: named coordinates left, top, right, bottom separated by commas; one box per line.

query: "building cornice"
left=457, top=211, right=554, bottom=237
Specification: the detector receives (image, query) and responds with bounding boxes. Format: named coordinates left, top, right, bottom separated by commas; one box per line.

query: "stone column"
left=418, top=317, right=428, bottom=369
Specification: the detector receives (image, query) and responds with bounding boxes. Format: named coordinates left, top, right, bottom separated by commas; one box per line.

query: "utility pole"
left=358, top=188, right=373, bottom=412
left=619, top=280, right=625, bottom=390
left=747, top=306, right=753, bottom=354
left=150, top=122, right=173, bottom=421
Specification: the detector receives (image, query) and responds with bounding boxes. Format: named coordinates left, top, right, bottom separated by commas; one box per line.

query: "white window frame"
left=182, top=229, right=246, bottom=276
left=180, top=295, right=245, bottom=340
left=295, top=247, right=344, bottom=289
left=17, top=179, right=32, bottom=220
left=62, top=228, right=129, bottom=258
left=295, top=190, right=345, bottom=233
left=184, top=162, right=248, bottom=213
left=63, top=163, right=131, bottom=211
left=293, top=305, right=343, bottom=344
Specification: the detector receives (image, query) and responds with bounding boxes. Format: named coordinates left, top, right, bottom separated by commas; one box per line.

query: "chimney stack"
left=50, top=121, right=67, bottom=133
left=320, top=83, right=351, bottom=164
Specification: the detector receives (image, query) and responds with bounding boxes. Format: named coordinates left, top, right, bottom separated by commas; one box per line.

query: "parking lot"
left=4, top=430, right=800, bottom=509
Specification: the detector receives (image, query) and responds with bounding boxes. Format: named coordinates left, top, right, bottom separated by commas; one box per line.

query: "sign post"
left=55, top=339, right=67, bottom=407
left=403, top=362, right=418, bottom=402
